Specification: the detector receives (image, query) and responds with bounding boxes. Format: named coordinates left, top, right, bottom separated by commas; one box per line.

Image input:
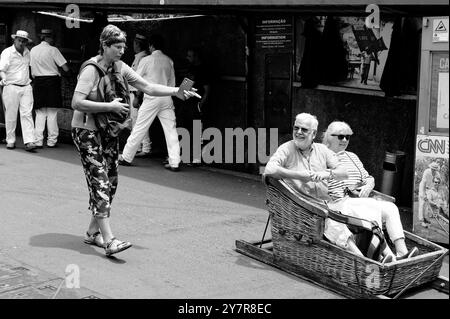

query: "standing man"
left=129, top=33, right=151, bottom=157
left=360, top=47, right=377, bottom=85
left=180, top=47, right=211, bottom=165
left=0, top=30, right=37, bottom=151
left=119, top=34, right=181, bottom=171
left=30, top=29, right=70, bottom=148
left=418, top=161, right=442, bottom=227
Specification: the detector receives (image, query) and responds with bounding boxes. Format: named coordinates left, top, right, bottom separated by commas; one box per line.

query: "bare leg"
left=394, top=238, right=408, bottom=257
left=96, top=218, right=114, bottom=244
left=87, top=216, right=99, bottom=235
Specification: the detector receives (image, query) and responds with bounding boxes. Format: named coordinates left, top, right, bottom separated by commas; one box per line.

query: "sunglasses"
left=331, top=134, right=352, bottom=140
left=294, top=126, right=313, bottom=134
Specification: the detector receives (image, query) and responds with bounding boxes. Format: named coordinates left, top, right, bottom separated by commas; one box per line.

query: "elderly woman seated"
left=322, top=121, right=418, bottom=262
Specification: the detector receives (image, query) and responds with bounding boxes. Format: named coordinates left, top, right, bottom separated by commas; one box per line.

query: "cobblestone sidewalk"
left=0, top=253, right=108, bottom=299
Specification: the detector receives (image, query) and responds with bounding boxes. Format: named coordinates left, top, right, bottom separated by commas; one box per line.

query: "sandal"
left=84, top=231, right=105, bottom=248
left=104, top=237, right=132, bottom=256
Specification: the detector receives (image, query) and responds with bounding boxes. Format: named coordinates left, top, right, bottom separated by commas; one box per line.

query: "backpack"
left=78, top=59, right=132, bottom=137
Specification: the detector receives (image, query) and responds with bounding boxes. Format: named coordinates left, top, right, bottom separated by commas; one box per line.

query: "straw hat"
left=11, top=30, right=32, bottom=42
left=429, top=162, right=440, bottom=170
left=39, top=29, right=54, bottom=36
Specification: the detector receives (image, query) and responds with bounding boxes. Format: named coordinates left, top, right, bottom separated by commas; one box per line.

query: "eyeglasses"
left=331, top=134, right=352, bottom=140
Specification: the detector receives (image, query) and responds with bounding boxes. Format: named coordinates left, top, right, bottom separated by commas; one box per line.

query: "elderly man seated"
left=262, top=113, right=367, bottom=256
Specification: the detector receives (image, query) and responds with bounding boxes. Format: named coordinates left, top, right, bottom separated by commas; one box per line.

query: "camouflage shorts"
left=72, top=128, right=119, bottom=218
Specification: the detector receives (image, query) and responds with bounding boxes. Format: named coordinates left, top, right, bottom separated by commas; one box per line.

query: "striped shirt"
left=328, top=151, right=374, bottom=200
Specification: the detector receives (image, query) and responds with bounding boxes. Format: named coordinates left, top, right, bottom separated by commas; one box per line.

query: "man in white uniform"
left=0, top=30, right=37, bottom=151
left=418, top=161, right=442, bottom=227
left=129, top=33, right=151, bottom=157
left=30, top=29, right=70, bottom=148
left=119, top=34, right=181, bottom=171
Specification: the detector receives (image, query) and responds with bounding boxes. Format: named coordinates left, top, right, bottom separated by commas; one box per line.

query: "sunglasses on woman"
left=331, top=134, right=352, bottom=140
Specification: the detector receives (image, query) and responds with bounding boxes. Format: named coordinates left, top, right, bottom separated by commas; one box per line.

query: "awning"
left=0, top=0, right=448, bottom=16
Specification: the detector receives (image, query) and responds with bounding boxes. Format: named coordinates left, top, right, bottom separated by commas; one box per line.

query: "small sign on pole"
left=433, top=18, right=448, bottom=43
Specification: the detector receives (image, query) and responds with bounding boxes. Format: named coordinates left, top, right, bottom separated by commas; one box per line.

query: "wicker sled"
left=236, top=176, right=449, bottom=299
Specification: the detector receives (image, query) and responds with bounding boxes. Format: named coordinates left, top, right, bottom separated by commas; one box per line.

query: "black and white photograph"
left=0, top=0, right=448, bottom=307
left=413, top=135, right=449, bottom=244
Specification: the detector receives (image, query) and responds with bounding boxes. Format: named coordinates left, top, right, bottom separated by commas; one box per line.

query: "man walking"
left=0, top=30, right=37, bottom=151
left=129, top=33, right=151, bottom=157
left=30, top=29, right=70, bottom=148
left=119, top=34, right=181, bottom=171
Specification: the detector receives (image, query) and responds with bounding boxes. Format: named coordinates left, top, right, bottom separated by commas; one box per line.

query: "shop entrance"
left=264, top=53, right=292, bottom=134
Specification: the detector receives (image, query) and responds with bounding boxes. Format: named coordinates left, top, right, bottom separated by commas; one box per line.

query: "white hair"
left=322, top=121, right=353, bottom=147
left=295, top=113, right=318, bottom=130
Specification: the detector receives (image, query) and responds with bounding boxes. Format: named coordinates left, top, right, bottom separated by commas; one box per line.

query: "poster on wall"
left=413, top=135, right=449, bottom=244
left=337, top=17, right=393, bottom=90
left=429, top=52, right=449, bottom=133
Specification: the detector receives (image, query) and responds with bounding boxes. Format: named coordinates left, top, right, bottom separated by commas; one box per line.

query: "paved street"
left=0, top=140, right=448, bottom=299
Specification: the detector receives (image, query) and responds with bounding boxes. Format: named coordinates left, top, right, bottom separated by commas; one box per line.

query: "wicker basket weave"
left=266, top=177, right=447, bottom=297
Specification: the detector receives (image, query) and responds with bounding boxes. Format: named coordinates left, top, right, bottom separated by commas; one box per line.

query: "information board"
left=255, top=17, right=293, bottom=50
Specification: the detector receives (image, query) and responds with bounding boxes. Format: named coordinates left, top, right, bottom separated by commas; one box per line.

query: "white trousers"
left=418, top=197, right=426, bottom=221
left=1, top=85, right=35, bottom=144
left=325, top=197, right=405, bottom=248
left=122, top=97, right=180, bottom=166
left=35, top=107, right=59, bottom=146
left=130, top=93, right=151, bottom=153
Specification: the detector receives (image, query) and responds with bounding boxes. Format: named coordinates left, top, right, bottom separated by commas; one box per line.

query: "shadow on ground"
left=5, top=139, right=266, bottom=210
left=28, top=233, right=149, bottom=264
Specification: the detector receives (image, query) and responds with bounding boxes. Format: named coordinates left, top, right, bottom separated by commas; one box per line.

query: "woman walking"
left=71, top=25, right=197, bottom=256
